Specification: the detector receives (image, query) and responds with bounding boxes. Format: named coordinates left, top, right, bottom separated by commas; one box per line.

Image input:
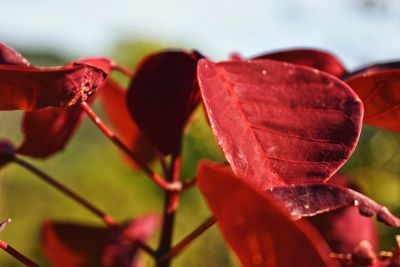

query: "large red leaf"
left=99, top=79, right=156, bottom=167
left=0, top=42, right=31, bottom=66
left=345, top=69, right=400, bottom=132
left=126, top=50, right=202, bottom=155
left=42, top=215, right=159, bottom=267
left=16, top=104, right=90, bottom=158
left=0, top=64, right=106, bottom=110
left=197, top=161, right=339, bottom=267
left=198, top=59, right=363, bottom=188
left=253, top=49, right=347, bottom=77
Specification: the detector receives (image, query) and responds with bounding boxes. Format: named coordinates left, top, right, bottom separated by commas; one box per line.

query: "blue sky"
left=1, top=0, right=400, bottom=67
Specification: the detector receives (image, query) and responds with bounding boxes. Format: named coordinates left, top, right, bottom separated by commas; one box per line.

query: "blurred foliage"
left=0, top=38, right=400, bottom=267
left=0, top=39, right=230, bottom=267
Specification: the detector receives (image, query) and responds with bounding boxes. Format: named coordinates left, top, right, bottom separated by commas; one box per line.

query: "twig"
left=112, top=63, right=133, bottom=77
left=14, top=157, right=117, bottom=227
left=156, top=150, right=182, bottom=267
left=182, top=177, right=197, bottom=190
left=162, top=217, right=216, bottom=261
left=80, top=102, right=180, bottom=191
left=0, top=240, right=40, bottom=267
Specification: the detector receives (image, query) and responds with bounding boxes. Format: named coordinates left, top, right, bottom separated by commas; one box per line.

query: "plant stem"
left=80, top=102, right=180, bottom=191
left=162, top=217, right=216, bottom=261
left=157, top=152, right=169, bottom=179
left=112, top=63, right=133, bottom=77
left=13, top=158, right=159, bottom=257
left=182, top=177, right=196, bottom=190
left=13, top=157, right=117, bottom=227
left=156, top=150, right=182, bottom=267
left=0, top=240, right=40, bottom=267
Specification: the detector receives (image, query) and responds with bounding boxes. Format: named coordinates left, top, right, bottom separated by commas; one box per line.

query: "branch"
left=0, top=240, right=40, bottom=267
left=156, top=150, right=182, bottom=267
left=112, top=63, right=133, bottom=77
left=182, top=177, right=197, bottom=190
left=14, top=157, right=117, bottom=227
left=80, top=102, right=181, bottom=192
left=162, top=217, right=216, bottom=261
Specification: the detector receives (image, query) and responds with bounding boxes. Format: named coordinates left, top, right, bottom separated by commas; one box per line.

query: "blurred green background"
left=1, top=37, right=400, bottom=267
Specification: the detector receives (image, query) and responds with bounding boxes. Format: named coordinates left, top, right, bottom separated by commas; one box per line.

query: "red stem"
left=162, top=217, right=216, bottom=261
left=0, top=240, right=40, bottom=267
left=13, top=157, right=158, bottom=257
left=14, top=157, right=117, bottom=227
left=156, top=150, right=182, bottom=267
left=80, top=102, right=180, bottom=192
left=112, top=63, right=133, bottom=77
left=182, top=177, right=196, bottom=190
left=157, top=152, right=169, bottom=179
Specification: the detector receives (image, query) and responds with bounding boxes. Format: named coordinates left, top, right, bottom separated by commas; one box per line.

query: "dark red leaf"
left=270, top=183, right=400, bottom=227
left=308, top=176, right=378, bottom=254
left=310, top=208, right=378, bottom=254
left=0, top=42, right=31, bottom=66
left=345, top=70, right=400, bottom=132
left=0, top=43, right=108, bottom=158
left=253, top=49, right=347, bottom=77
left=71, top=58, right=114, bottom=74
left=16, top=104, right=90, bottom=158
left=42, top=214, right=159, bottom=267
left=0, top=140, right=15, bottom=167
left=126, top=50, right=203, bottom=155
left=99, top=79, right=156, bottom=167
left=197, top=161, right=339, bottom=267
left=308, top=175, right=379, bottom=253
left=342, top=61, right=400, bottom=80
left=198, top=59, right=363, bottom=188
left=0, top=64, right=106, bottom=110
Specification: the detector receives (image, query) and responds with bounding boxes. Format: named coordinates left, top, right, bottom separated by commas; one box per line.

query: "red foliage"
left=254, top=48, right=347, bottom=77
left=345, top=70, right=400, bottom=132
left=99, top=79, right=156, bottom=167
left=197, top=58, right=363, bottom=188
left=197, top=161, right=339, bottom=267
left=126, top=50, right=203, bottom=155
left=42, top=215, right=159, bottom=267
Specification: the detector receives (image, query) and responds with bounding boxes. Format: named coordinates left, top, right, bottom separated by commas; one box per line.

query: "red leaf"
left=0, top=43, right=108, bottom=158
left=71, top=58, right=114, bottom=74
left=345, top=70, right=400, bottom=132
left=254, top=49, right=347, bottom=77
left=308, top=176, right=378, bottom=253
left=270, top=183, right=400, bottom=227
left=0, top=42, right=31, bottom=66
left=0, top=64, right=106, bottom=110
left=197, top=59, right=363, bottom=188
left=16, top=104, right=89, bottom=158
left=126, top=50, right=203, bottom=155
left=99, top=79, right=156, bottom=167
left=42, top=215, right=159, bottom=267
left=197, top=161, right=339, bottom=267
left=342, top=61, right=400, bottom=80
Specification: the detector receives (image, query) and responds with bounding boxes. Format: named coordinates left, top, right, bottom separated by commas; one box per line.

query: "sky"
left=1, top=0, right=400, bottom=68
